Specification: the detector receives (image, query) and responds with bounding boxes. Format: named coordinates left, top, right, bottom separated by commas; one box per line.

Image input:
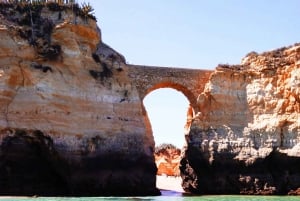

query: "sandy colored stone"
left=0, top=2, right=300, bottom=196
left=182, top=43, right=300, bottom=195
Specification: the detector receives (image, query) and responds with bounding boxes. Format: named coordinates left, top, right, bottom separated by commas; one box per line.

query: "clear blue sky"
left=78, top=0, right=300, bottom=148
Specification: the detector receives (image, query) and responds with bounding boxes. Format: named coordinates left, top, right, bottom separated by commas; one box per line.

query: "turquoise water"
left=0, top=191, right=298, bottom=201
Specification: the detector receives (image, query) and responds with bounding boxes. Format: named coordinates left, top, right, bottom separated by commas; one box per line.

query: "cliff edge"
left=0, top=2, right=300, bottom=197
left=181, top=44, right=300, bottom=195
left=0, top=2, right=158, bottom=196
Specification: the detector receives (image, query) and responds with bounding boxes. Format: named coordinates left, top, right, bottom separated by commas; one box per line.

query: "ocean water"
left=0, top=191, right=298, bottom=201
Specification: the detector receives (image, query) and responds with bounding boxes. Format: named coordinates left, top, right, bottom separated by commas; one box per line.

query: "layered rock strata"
left=1, top=2, right=300, bottom=197
left=154, top=144, right=181, bottom=177
left=0, top=3, right=158, bottom=196
left=181, top=44, right=300, bottom=195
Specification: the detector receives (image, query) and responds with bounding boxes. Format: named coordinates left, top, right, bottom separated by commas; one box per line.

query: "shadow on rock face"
left=180, top=145, right=300, bottom=195
left=0, top=129, right=161, bottom=196
left=0, top=129, right=70, bottom=196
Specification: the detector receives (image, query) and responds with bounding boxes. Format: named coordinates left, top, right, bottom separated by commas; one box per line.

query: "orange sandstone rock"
left=0, top=3, right=158, bottom=196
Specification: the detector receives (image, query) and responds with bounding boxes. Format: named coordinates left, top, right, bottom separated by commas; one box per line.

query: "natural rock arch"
left=142, top=83, right=196, bottom=148
left=127, top=64, right=213, bottom=146
left=128, top=64, right=213, bottom=115
left=143, top=81, right=196, bottom=115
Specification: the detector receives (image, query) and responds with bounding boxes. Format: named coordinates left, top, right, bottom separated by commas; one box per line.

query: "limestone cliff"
left=154, top=144, right=181, bottom=177
left=181, top=44, right=300, bottom=195
left=0, top=3, right=158, bottom=196
left=1, top=2, right=300, bottom=197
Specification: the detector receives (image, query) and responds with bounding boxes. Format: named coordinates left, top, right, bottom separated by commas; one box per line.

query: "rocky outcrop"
left=0, top=3, right=158, bottom=196
left=1, top=2, right=300, bottom=197
left=0, top=129, right=69, bottom=196
left=181, top=44, right=300, bottom=195
left=154, top=144, right=181, bottom=177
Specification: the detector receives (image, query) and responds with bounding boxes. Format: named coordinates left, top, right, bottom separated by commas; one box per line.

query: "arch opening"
left=143, top=87, right=191, bottom=193
left=144, top=81, right=198, bottom=114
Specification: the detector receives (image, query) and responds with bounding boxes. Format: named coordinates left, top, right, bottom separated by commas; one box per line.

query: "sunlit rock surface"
left=0, top=3, right=158, bottom=196
left=181, top=44, right=300, bottom=195
left=154, top=144, right=181, bottom=177
left=1, top=2, right=300, bottom=197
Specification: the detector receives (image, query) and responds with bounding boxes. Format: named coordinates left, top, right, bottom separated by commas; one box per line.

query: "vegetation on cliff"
left=217, top=42, right=300, bottom=71
left=0, top=0, right=95, bottom=60
left=155, top=143, right=180, bottom=154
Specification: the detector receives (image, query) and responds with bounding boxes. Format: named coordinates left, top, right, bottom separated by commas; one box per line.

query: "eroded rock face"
left=154, top=144, right=181, bottom=177
left=181, top=44, right=300, bottom=195
left=0, top=129, right=69, bottom=196
left=1, top=2, right=300, bottom=196
left=0, top=3, right=158, bottom=196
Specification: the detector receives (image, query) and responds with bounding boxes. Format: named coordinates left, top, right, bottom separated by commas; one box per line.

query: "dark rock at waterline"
left=180, top=145, right=300, bottom=195
left=0, top=129, right=160, bottom=196
left=0, top=129, right=69, bottom=196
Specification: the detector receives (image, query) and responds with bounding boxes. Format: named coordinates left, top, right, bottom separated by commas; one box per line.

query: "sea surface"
left=0, top=191, right=299, bottom=201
